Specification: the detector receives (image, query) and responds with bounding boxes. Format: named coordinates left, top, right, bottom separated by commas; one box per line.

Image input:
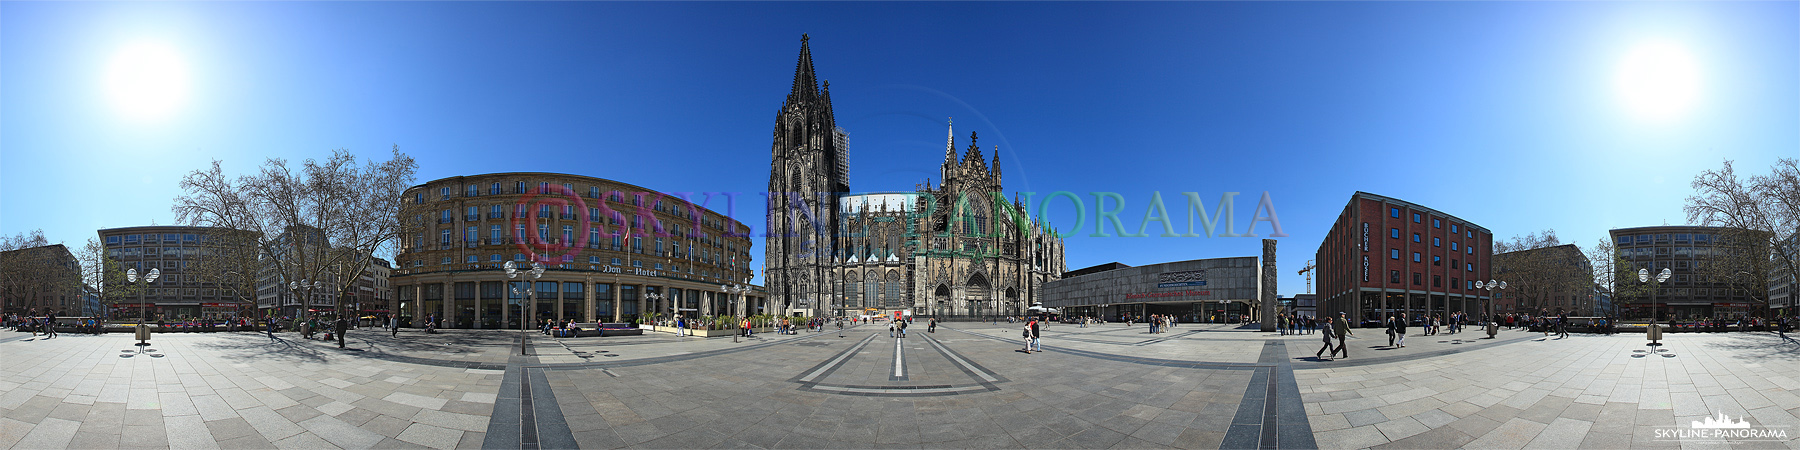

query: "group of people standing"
left=1276, top=314, right=1318, bottom=335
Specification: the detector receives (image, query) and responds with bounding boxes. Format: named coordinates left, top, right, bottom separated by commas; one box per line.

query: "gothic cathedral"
left=765, top=36, right=1066, bottom=318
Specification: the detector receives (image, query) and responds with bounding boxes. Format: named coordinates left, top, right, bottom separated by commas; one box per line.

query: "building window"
left=562, top=225, right=574, bottom=244
left=589, top=256, right=600, bottom=264
left=1451, top=242, right=1459, bottom=251
left=632, top=260, right=642, bottom=268
left=491, top=182, right=502, bottom=195
left=1391, top=249, right=1400, bottom=259
left=1467, top=263, right=1473, bottom=271
left=1390, top=270, right=1401, bottom=284
left=1413, top=252, right=1421, bottom=262
left=1433, top=275, right=1442, bottom=287
left=441, top=257, right=452, bottom=265
left=1413, top=233, right=1421, bottom=243
left=107, top=236, right=120, bottom=245
left=1433, top=218, right=1441, bottom=228
left=1413, top=273, right=1422, bottom=285
left=1390, top=228, right=1399, bottom=239
left=491, top=225, right=503, bottom=242
left=1451, top=259, right=1458, bottom=268
left=514, top=253, right=526, bottom=261
left=492, top=255, right=502, bottom=262
left=467, top=184, right=478, bottom=197
left=467, top=255, right=478, bottom=264
left=1433, top=256, right=1442, bottom=266
left=611, top=258, right=621, bottom=265
left=1451, top=224, right=1459, bottom=233
left=1391, top=207, right=1400, bottom=218
left=1452, top=278, right=1459, bottom=289
left=1466, top=230, right=1474, bottom=239
left=1413, top=213, right=1421, bottom=223
left=1433, top=237, right=1441, bottom=247
left=440, top=187, right=450, bottom=200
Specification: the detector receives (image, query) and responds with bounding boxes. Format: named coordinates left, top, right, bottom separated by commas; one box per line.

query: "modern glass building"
left=1608, top=226, right=1770, bottom=319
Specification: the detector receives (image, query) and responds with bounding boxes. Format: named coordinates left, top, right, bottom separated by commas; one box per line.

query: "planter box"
left=640, top=325, right=770, bottom=337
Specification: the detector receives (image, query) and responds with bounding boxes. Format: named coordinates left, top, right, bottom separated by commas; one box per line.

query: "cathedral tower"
left=765, top=34, right=847, bottom=316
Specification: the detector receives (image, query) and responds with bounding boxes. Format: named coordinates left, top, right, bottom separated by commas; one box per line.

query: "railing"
left=561, top=213, right=576, bottom=220
left=465, top=215, right=479, bottom=222
left=489, top=213, right=505, bottom=219
left=439, top=243, right=452, bottom=250
left=438, top=218, right=454, bottom=224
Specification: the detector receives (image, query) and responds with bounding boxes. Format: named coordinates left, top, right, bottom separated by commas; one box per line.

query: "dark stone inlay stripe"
left=527, top=368, right=577, bottom=449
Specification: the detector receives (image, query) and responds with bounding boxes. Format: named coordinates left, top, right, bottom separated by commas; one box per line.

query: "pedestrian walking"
left=1028, top=317, right=1042, bottom=352
left=928, top=317, right=937, bottom=333
left=1394, top=315, right=1406, bottom=348
left=44, top=311, right=57, bottom=338
left=898, top=319, right=908, bottom=338
left=1315, top=316, right=1336, bottom=360
left=1331, top=312, right=1352, bottom=358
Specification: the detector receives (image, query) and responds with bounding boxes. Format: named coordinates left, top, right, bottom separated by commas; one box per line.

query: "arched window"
left=846, top=271, right=861, bottom=308
left=864, top=271, right=879, bottom=308
left=886, top=270, right=902, bottom=308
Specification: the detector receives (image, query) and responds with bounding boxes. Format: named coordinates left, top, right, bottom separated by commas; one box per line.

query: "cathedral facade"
left=764, top=36, right=1066, bottom=318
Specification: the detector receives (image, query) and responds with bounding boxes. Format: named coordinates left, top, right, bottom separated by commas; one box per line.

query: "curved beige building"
left=392, top=173, right=762, bottom=328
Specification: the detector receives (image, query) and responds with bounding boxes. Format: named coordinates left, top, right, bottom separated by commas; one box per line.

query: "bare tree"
left=76, top=237, right=143, bottom=319
left=174, top=146, right=419, bottom=348
left=186, top=230, right=263, bottom=318
left=1686, top=158, right=1800, bottom=317
left=1586, top=237, right=1643, bottom=317
left=1494, top=229, right=1592, bottom=315
left=0, top=230, right=78, bottom=315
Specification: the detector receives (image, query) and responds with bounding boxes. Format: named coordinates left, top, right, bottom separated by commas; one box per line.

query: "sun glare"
left=1615, top=41, right=1701, bottom=122
left=106, top=42, right=189, bottom=120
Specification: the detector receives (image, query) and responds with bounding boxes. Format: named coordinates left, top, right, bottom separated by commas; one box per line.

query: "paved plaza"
left=1, top=322, right=1798, bottom=449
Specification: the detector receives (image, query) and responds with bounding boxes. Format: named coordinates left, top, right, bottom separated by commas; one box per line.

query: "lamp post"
left=1640, top=267, right=1672, bottom=347
left=505, top=260, right=544, bottom=355
left=289, top=279, right=323, bottom=320
left=1482, top=280, right=1507, bottom=338
left=722, top=284, right=749, bottom=342
left=125, top=266, right=160, bottom=324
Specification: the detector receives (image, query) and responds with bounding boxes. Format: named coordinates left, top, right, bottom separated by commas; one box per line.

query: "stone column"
left=413, top=285, right=423, bottom=326
left=610, top=282, right=620, bottom=322
left=584, top=278, right=596, bottom=323
left=1261, top=239, right=1277, bottom=332
left=474, top=283, right=484, bottom=329
left=442, top=281, right=454, bottom=329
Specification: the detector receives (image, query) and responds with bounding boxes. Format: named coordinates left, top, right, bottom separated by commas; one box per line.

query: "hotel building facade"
left=1315, top=192, right=1494, bottom=327
left=389, top=173, right=764, bottom=328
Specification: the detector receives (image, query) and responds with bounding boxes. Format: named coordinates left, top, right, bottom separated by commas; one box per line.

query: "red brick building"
left=1315, top=192, right=1493, bottom=327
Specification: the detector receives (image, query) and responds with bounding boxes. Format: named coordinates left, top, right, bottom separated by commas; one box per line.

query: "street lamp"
left=505, top=260, right=544, bottom=355
left=1640, top=267, right=1672, bottom=347
left=1482, top=280, right=1507, bottom=338
left=126, top=268, right=160, bottom=324
left=722, top=284, right=750, bottom=342
left=290, top=279, right=323, bottom=319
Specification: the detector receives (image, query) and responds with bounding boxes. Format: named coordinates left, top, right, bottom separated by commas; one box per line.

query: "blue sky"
left=3, top=2, right=1795, bottom=296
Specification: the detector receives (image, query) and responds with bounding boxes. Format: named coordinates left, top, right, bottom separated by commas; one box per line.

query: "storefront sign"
left=1156, top=270, right=1209, bottom=289
left=1126, top=290, right=1212, bottom=300
left=1362, top=222, right=1369, bottom=252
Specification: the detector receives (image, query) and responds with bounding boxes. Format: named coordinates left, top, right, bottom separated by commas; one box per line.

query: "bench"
left=599, top=322, right=642, bottom=336
left=567, top=323, right=602, bottom=337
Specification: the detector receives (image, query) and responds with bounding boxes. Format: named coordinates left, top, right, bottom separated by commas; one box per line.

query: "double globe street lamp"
left=505, top=260, right=544, bottom=355
left=126, top=267, right=160, bottom=324
left=721, top=284, right=750, bottom=342
left=1481, top=279, right=1506, bottom=338
left=1640, top=267, right=1672, bottom=347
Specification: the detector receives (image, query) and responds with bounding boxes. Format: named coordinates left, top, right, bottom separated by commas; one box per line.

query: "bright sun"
left=106, top=42, right=189, bottom=120
left=1615, top=41, right=1701, bottom=122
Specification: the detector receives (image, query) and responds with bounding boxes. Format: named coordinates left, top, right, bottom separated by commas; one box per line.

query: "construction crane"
left=1298, top=259, right=1316, bottom=294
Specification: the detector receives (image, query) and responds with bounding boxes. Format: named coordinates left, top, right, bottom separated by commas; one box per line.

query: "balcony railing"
left=489, top=213, right=505, bottom=219
left=439, top=243, right=452, bottom=250
left=438, top=218, right=454, bottom=224
left=561, top=213, right=576, bottom=220
left=465, top=214, right=480, bottom=222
